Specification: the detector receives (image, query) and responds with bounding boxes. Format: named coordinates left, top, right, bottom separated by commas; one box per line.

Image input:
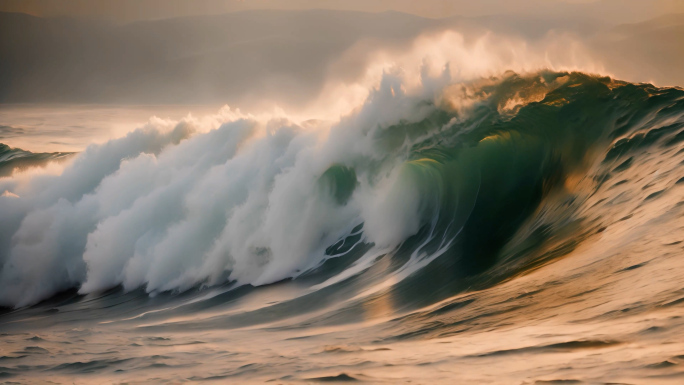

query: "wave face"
left=0, top=71, right=683, bottom=310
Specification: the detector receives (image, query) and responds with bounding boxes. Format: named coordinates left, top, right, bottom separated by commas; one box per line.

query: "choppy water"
left=2, top=71, right=684, bottom=384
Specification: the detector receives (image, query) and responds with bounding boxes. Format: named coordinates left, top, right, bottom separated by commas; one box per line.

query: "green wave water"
left=311, top=72, right=684, bottom=310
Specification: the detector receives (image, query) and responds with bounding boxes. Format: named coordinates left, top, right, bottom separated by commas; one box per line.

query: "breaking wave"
left=1, top=69, right=683, bottom=310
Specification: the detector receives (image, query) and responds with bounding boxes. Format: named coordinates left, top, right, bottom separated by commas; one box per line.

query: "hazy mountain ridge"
left=1, top=9, right=682, bottom=106
left=0, top=10, right=434, bottom=106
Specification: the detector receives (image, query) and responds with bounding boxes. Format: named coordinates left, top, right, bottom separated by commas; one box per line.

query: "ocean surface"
left=2, top=71, right=684, bottom=384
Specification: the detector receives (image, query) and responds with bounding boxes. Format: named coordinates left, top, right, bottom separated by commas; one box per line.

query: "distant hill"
left=0, top=9, right=682, bottom=106
left=0, top=10, right=435, bottom=106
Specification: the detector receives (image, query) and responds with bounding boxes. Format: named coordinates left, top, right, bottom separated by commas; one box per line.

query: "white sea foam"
left=0, top=30, right=605, bottom=307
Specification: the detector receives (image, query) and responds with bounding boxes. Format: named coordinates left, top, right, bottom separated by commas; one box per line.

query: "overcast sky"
left=1, top=0, right=682, bottom=23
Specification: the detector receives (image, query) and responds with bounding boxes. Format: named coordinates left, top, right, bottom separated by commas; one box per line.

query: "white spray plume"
left=0, top=30, right=606, bottom=307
